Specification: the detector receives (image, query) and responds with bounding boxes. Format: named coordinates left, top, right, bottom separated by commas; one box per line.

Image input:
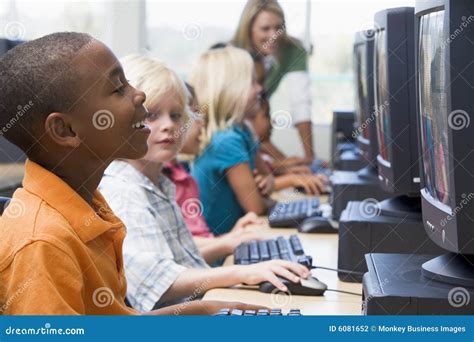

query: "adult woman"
left=232, top=0, right=316, bottom=163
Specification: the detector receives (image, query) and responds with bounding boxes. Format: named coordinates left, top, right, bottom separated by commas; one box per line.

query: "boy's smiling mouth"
left=132, top=107, right=151, bottom=133
left=131, top=119, right=151, bottom=133
left=132, top=120, right=147, bottom=129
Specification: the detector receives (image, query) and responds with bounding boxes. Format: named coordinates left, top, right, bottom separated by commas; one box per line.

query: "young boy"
left=0, top=32, right=258, bottom=315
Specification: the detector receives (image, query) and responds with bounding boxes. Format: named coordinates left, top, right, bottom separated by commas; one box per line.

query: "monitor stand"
left=330, top=165, right=390, bottom=220
left=363, top=253, right=474, bottom=315
left=378, top=194, right=422, bottom=219
left=422, top=253, right=474, bottom=287
left=337, top=195, right=444, bottom=282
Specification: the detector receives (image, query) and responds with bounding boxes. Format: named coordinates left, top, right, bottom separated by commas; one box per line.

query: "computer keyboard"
left=234, top=235, right=312, bottom=268
left=268, top=197, right=322, bottom=228
left=215, top=308, right=302, bottom=316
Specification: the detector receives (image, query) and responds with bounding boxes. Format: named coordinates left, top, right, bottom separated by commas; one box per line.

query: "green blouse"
left=264, top=38, right=309, bottom=96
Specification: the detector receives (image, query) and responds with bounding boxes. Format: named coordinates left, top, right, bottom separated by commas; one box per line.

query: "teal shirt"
left=191, top=124, right=259, bottom=235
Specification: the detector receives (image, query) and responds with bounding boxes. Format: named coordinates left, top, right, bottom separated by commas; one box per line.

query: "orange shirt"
left=0, top=160, right=137, bottom=315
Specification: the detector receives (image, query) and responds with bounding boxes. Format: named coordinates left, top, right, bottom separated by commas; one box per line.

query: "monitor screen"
left=355, top=44, right=370, bottom=140
left=374, top=29, right=390, bottom=163
left=419, top=10, right=450, bottom=206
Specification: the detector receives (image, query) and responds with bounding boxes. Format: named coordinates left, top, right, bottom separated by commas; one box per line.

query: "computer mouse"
left=298, top=216, right=337, bottom=234
left=259, top=276, right=327, bottom=296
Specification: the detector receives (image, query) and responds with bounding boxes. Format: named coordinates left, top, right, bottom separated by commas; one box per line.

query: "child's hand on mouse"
left=235, top=260, right=310, bottom=292
left=254, top=170, right=275, bottom=196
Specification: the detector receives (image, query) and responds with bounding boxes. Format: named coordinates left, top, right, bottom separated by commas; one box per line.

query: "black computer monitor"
left=353, top=31, right=378, bottom=165
left=0, top=38, right=24, bottom=55
left=373, top=7, right=419, bottom=195
left=416, top=0, right=474, bottom=285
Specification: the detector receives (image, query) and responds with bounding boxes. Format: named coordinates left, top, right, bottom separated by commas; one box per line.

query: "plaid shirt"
left=99, top=161, right=208, bottom=312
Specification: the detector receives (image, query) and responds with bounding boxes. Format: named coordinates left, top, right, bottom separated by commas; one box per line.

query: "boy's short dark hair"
left=0, top=32, right=94, bottom=154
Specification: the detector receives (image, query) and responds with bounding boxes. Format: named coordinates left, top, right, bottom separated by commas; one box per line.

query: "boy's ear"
left=44, top=112, right=81, bottom=148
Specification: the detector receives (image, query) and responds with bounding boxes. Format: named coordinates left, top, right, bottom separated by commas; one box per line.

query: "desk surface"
left=203, top=192, right=363, bottom=315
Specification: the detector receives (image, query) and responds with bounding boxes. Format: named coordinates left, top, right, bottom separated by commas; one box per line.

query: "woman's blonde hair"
left=188, top=46, right=254, bottom=149
left=120, top=54, right=189, bottom=120
left=232, top=0, right=289, bottom=55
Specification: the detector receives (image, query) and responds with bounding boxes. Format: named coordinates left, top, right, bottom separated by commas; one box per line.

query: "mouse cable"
left=325, top=288, right=362, bottom=296
left=310, top=265, right=365, bottom=276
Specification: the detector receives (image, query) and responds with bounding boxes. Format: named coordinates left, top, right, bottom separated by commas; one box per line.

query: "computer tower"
left=338, top=200, right=444, bottom=282
left=330, top=110, right=360, bottom=170
left=363, top=253, right=474, bottom=314
left=330, top=168, right=390, bottom=220
left=335, top=149, right=365, bottom=171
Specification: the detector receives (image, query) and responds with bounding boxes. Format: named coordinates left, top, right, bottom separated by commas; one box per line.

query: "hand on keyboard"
left=221, top=228, right=267, bottom=253
left=150, top=300, right=269, bottom=315
left=234, top=260, right=310, bottom=292
left=254, top=170, right=275, bottom=196
left=215, top=308, right=302, bottom=316
left=290, top=174, right=328, bottom=195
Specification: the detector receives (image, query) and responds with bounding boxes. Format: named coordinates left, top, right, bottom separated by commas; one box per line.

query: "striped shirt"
left=100, top=160, right=208, bottom=312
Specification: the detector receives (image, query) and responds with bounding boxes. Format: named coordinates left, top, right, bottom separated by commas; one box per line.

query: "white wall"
left=271, top=123, right=332, bottom=161
left=105, top=0, right=147, bottom=58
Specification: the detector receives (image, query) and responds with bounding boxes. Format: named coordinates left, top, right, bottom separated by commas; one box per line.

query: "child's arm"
left=254, top=152, right=275, bottom=195
left=159, top=259, right=309, bottom=304
left=193, top=227, right=265, bottom=264
left=260, top=140, right=287, bottom=162
left=226, top=162, right=267, bottom=214
left=274, top=173, right=327, bottom=195
left=260, top=141, right=309, bottom=174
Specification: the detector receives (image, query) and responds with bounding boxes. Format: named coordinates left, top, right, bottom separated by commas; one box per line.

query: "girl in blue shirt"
left=189, top=46, right=274, bottom=235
